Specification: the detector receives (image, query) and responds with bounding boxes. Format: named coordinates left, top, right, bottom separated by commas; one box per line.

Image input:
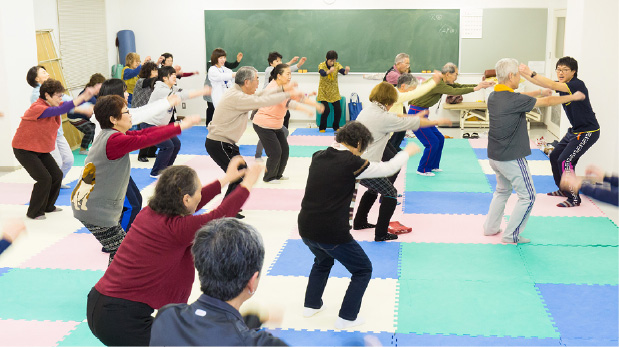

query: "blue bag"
left=348, top=93, right=362, bottom=120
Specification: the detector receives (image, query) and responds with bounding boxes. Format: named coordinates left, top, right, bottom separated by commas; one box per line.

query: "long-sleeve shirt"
left=356, top=102, right=421, bottom=162
left=410, top=80, right=477, bottom=108
left=204, top=60, right=240, bottom=103
left=208, top=65, right=234, bottom=107
left=580, top=176, right=618, bottom=206
left=91, top=98, right=172, bottom=139
left=94, top=181, right=250, bottom=309
left=253, top=80, right=299, bottom=129
left=0, top=239, right=11, bottom=255
left=389, top=79, right=437, bottom=114
left=317, top=61, right=346, bottom=103
left=146, top=81, right=190, bottom=126
left=384, top=65, right=401, bottom=86
left=207, top=84, right=289, bottom=144
left=122, top=65, right=142, bottom=94
left=12, top=99, right=74, bottom=153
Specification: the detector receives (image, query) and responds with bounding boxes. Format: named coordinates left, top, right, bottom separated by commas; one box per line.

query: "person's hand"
left=225, top=156, right=248, bottom=182
left=315, top=103, right=325, bottom=114
left=585, top=165, right=605, bottom=183
left=143, top=56, right=152, bottom=64
left=572, top=91, right=586, bottom=101
left=519, top=63, right=532, bottom=76
left=178, top=115, right=201, bottom=131
left=82, top=86, right=96, bottom=99
left=541, top=88, right=553, bottom=97
left=432, top=70, right=442, bottom=84
left=0, top=111, right=4, bottom=117
left=297, top=57, right=307, bottom=67
left=200, top=85, right=212, bottom=96
left=75, top=105, right=94, bottom=117
left=174, top=65, right=182, bottom=74
left=236, top=52, right=243, bottom=62
left=403, top=143, right=421, bottom=157
left=157, top=56, right=165, bottom=65
left=192, top=71, right=199, bottom=75
left=231, top=72, right=237, bottom=79
left=474, top=80, right=494, bottom=91
left=282, top=82, right=298, bottom=92
left=344, top=66, right=350, bottom=74
left=327, top=66, right=336, bottom=74
left=289, top=56, right=299, bottom=64
left=417, top=109, right=430, bottom=118
left=303, top=108, right=315, bottom=117
left=436, top=118, right=452, bottom=126
left=240, top=163, right=265, bottom=191
left=2, top=219, right=26, bottom=243
left=560, top=171, right=583, bottom=192
left=288, top=89, right=304, bottom=100
left=167, top=94, right=182, bottom=107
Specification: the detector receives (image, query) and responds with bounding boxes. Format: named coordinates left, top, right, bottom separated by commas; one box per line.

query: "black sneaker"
left=353, top=222, right=376, bottom=230
left=375, top=233, right=398, bottom=242
left=235, top=213, right=245, bottom=219
left=137, top=157, right=149, bottom=162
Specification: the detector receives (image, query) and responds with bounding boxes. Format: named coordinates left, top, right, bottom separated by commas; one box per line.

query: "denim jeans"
left=302, top=238, right=372, bottom=320
left=138, top=123, right=180, bottom=176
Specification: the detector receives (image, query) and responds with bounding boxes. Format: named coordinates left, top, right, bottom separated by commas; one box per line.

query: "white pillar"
left=0, top=0, right=38, bottom=169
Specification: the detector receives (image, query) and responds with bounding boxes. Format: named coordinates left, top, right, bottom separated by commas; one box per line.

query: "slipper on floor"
left=444, top=135, right=453, bottom=139
left=388, top=227, right=411, bottom=235
left=470, top=132, right=479, bottom=139
left=463, top=133, right=471, bottom=138
left=389, top=221, right=412, bottom=232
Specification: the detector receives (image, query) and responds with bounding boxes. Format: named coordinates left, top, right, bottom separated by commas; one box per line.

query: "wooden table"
left=443, top=102, right=488, bottom=129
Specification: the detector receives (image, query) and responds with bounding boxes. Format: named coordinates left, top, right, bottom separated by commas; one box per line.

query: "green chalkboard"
left=204, top=9, right=459, bottom=73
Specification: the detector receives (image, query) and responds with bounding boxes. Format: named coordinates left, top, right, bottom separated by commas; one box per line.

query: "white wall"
left=563, top=0, right=619, bottom=174
left=104, top=0, right=567, bottom=120
left=0, top=0, right=37, bottom=169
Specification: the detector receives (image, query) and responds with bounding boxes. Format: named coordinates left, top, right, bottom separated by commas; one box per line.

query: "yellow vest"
left=122, top=66, right=139, bottom=94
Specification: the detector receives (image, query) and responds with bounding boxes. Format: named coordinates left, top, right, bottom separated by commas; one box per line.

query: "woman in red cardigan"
left=86, top=157, right=264, bottom=346
left=12, top=79, right=94, bottom=219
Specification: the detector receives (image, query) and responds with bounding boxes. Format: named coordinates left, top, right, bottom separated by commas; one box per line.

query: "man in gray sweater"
left=205, top=66, right=302, bottom=218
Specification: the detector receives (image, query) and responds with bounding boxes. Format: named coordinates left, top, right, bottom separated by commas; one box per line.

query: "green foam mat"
left=519, top=245, right=618, bottom=285
left=288, top=145, right=328, bottom=158
left=396, top=279, right=559, bottom=338
left=71, top=148, right=88, bottom=167
left=400, top=243, right=531, bottom=282
left=0, top=268, right=103, bottom=321
left=58, top=322, right=104, bottom=346
left=525, top=217, right=619, bottom=246
left=406, top=139, right=485, bottom=174
left=405, top=171, right=492, bottom=192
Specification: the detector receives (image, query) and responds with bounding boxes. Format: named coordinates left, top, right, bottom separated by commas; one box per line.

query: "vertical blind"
left=57, top=0, right=109, bottom=89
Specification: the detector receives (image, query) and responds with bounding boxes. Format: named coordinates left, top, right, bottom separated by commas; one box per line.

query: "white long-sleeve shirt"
left=208, top=65, right=234, bottom=107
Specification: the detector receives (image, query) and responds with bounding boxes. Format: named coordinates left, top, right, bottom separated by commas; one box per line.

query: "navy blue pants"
left=409, top=106, right=444, bottom=173
left=139, top=123, right=181, bottom=176
left=302, top=238, right=372, bottom=321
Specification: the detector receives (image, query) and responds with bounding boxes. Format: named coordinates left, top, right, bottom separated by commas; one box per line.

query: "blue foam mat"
left=74, top=227, right=91, bottom=234
left=536, top=284, right=618, bottom=340
left=0, top=267, right=11, bottom=277
left=474, top=148, right=549, bottom=161
left=291, top=128, right=338, bottom=136
left=403, top=191, right=493, bottom=215
left=486, top=174, right=557, bottom=193
left=269, top=329, right=394, bottom=346
left=268, top=239, right=400, bottom=279
left=130, top=168, right=158, bottom=190
left=54, top=179, right=79, bottom=206
left=395, top=332, right=561, bottom=346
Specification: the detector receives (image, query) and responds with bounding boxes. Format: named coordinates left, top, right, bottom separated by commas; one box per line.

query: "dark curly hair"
left=326, top=50, right=338, bottom=61
left=139, top=61, right=158, bottom=79
left=267, top=51, right=283, bottom=65
left=99, top=78, right=127, bottom=98
left=86, top=73, right=106, bottom=87
left=335, top=121, right=374, bottom=152
left=94, top=95, right=127, bottom=129
left=39, top=79, right=65, bottom=100
left=148, top=165, right=200, bottom=216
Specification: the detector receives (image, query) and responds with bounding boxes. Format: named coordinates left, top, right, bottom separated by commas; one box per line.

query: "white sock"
left=303, top=306, right=325, bottom=318
left=334, top=316, right=365, bottom=329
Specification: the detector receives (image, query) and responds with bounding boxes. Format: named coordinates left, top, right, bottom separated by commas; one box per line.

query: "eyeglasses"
left=555, top=68, right=571, bottom=73
left=122, top=111, right=131, bottom=116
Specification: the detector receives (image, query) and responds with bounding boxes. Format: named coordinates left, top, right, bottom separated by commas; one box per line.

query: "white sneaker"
left=60, top=184, right=70, bottom=189
left=416, top=171, right=435, bottom=177
left=303, top=306, right=325, bottom=318
left=79, top=149, right=89, bottom=155
left=431, top=168, right=443, bottom=172
left=150, top=174, right=160, bottom=179
left=255, top=157, right=264, bottom=162
left=335, top=316, right=365, bottom=329
left=278, top=176, right=289, bottom=180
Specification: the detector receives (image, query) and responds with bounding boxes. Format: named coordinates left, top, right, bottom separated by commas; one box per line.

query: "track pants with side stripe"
left=484, top=158, right=536, bottom=243
left=549, top=130, right=600, bottom=204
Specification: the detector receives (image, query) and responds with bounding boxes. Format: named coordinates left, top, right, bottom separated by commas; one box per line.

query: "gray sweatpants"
left=484, top=158, right=536, bottom=243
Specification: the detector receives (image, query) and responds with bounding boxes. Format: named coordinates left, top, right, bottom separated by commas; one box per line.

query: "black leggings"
left=319, top=100, right=342, bottom=131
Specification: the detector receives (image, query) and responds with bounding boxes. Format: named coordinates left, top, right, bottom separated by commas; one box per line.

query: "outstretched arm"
left=519, top=64, right=570, bottom=93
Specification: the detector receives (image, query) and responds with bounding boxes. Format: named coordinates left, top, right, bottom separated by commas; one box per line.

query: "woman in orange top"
left=12, top=79, right=94, bottom=219
left=253, top=64, right=323, bottom=183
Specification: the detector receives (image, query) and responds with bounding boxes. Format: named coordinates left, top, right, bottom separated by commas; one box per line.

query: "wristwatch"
left=530, top=71, right=537, bottom=78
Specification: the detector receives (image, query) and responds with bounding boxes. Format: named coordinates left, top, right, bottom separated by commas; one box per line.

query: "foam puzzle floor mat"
left=0, top=124, right=616, bottom=346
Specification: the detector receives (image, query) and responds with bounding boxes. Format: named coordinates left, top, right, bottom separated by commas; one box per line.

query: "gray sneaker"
left=484, top=228, right=502, bottom=236
left=502, top=237, right=531, bottom=244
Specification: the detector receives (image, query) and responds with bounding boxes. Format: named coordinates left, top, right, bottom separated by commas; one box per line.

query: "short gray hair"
left=192, top=218, right=265, bottom=301
left=441, top=62, right=458, bottom=75
left=495, top=58, right=519, bottom=83
left=395, top=53, right=409, bottom=64
left=396, top=73, right=418, bottom=89
left=234, top=66, right=258, bottom=86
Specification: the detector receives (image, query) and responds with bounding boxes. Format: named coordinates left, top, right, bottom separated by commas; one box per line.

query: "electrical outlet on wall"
left=182, top=102, right=186, bottom=109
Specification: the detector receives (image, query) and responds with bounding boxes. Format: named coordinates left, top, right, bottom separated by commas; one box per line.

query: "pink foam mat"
left=183, top=156, right=229, bottom=183
left=0, top=319, right=80, bottom=346
left=0, top=183, right=34, bottom=205
left=469, top=138, right=537, bottom=149
left=287, top=136, right=337, bottom=146
left=289, top=213, right=503, bottom=244
left=505, top=194, right=605, bottom=217
left=242, top=188, right=305, bottom=211
left=19, top=233, right=109, bottom=270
